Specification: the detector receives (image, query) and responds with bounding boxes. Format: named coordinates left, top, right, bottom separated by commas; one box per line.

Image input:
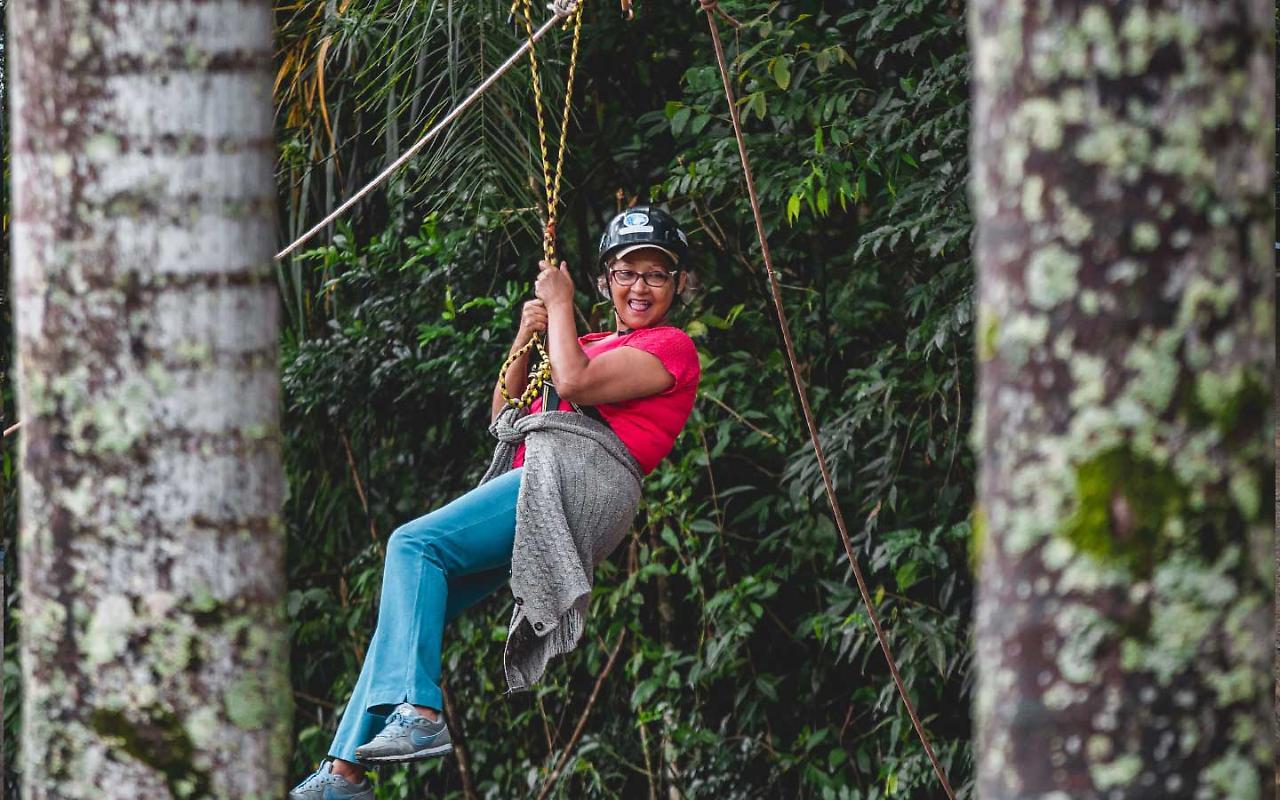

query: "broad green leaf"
left=772, top=56, right=792, bottom=90
left=671, top=106, right=692, bottom=136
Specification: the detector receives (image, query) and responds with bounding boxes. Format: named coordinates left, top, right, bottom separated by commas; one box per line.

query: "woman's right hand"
left=516, top=299, right=548, bottom=346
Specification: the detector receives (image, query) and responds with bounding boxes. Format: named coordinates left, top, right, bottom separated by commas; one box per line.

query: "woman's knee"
left=386, top=523, right=426, bottom=565
left=387, top=520, right=448, bottom=568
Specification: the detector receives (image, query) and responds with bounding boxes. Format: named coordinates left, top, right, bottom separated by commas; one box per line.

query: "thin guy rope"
left=699, top=2, right=957, bottom=797
left=275, top=6, right=574, bottom=261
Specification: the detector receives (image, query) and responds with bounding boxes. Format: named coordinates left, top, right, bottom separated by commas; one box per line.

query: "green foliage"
left=276, top=0, right=976, bottom=797
left=278, top=1, right=976, bottom=797
left=0, top=0, right=976, bottom=795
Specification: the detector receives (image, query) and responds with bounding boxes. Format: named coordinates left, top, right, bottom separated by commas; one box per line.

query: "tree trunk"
left=9, top=2, right=288, bottom=797
left=969, top=1, right=1274, bottom=797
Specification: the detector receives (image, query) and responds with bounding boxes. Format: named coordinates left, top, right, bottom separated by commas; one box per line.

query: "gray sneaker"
left=288, top=760, right=373, bottom=800
left=354, top=702, right=454, bottom=764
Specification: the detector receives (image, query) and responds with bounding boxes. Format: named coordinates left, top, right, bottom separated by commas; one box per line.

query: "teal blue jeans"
left=328, top=467, right=523, bottom=762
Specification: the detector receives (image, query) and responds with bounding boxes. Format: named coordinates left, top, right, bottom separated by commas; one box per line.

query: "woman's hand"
left=534, top=260, right=575, bottom=309
left=516, top=299, right=548, bottom=346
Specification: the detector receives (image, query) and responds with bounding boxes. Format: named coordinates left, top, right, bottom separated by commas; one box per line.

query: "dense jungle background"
left=0, top=0, right=977, bottom=796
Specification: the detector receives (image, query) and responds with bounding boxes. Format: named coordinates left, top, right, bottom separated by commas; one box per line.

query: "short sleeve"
left=622, top=327, right=701, bottom=391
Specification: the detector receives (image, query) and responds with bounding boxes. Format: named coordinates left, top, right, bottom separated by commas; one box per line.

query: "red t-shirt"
left=511, top=326, right=700, bottom=475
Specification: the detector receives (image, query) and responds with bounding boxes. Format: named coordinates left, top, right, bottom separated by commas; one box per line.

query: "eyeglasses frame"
left=607, top=267, right=682, bottom=289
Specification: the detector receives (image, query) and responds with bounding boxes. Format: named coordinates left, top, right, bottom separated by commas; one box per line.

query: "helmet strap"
left=613, top=303, right=634, bottom=334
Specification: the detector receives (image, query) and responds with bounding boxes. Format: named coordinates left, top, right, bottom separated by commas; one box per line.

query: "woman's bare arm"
left=544, top=298, right=673, bottom=405
left=555, top=344, right=674, bottom=406
left=491, top=344, right=531, bottom=423
left=491, top=299, right=549, bottom=422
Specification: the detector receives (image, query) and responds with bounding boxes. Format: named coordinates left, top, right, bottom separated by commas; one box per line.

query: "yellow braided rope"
left=498, top=0, right=586, bottom=410
left=547, top=1, right=585, bottom=264
left=515, top=0, right=555, bottom=262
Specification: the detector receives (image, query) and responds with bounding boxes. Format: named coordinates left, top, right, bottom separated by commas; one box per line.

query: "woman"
left=290, top=206, right=700, bottom=799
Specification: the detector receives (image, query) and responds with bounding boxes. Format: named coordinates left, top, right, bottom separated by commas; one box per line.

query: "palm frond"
left=274, top=0, right=590, bottom=332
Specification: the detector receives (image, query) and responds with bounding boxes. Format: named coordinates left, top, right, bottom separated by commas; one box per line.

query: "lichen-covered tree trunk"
left=9, top=2, right=289, bottom=797
left=968, top=1, right=1274, bottom=797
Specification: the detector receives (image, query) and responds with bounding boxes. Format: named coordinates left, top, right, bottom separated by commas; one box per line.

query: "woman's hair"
left=674, top=269, right=700, bottom=304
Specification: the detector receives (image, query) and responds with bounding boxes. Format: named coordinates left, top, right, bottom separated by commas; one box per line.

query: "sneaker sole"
left=287, top=784, right=374, bottom=800
left=356, top=742, right=454, bottom=765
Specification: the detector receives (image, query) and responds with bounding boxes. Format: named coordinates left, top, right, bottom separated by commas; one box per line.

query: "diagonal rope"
left=274, top=4, right=576, bottom=262
left=698, top=2, right=957, bottom=797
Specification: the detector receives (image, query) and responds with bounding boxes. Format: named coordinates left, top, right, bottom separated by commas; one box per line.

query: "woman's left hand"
left=534, top=260, right=575, bottom=308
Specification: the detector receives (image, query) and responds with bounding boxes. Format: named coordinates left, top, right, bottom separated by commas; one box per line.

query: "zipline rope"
left=515, top=0, right=585, bottom=266
left=274, top=2, right=578, bottom=262
left=697, top=1, right=957, bottom=796
left=497, top=0, right=587, bottom=409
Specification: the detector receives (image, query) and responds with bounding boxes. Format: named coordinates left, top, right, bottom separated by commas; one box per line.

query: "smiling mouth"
left=627, top=299, right=653, bottom=312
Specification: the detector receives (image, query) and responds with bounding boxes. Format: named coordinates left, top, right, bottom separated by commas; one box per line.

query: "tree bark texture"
left=969, top=1, right=1274, bottom=797
left=9, top=2, right=288, bottom=797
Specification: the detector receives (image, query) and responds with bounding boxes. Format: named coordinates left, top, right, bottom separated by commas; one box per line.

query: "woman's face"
left=607, top=249, right=682, bottom=330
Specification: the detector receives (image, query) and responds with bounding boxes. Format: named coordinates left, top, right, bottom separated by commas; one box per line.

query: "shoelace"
left=372, top=709, right=421, bottom=741
left=383, top=707, right=433, bottom=730
left=296, top=765, right=334, bottom=789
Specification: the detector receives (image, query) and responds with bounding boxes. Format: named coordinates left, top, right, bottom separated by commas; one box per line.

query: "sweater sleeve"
left=622, top=327, right=701, bottom=392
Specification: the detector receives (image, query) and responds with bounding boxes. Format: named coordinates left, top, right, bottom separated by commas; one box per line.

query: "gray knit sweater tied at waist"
left=480, top=406, right=643, bottom=692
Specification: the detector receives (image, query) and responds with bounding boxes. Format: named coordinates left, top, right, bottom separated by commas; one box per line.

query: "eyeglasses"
left=609, top=268, right=680, bottom=288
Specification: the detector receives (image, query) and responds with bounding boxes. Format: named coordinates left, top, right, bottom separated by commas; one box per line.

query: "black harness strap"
left=538, top=327, right=632, bottom=425
left=540, top=381, right=609, bottom=427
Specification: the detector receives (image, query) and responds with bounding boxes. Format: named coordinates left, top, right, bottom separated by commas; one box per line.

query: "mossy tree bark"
left=968, top=0, right=1274, bottom=797
left=9, top=2, right=289, bottom=797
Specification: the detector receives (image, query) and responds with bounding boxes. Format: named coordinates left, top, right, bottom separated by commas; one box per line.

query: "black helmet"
left=597, top=205, right=689, bottom=269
